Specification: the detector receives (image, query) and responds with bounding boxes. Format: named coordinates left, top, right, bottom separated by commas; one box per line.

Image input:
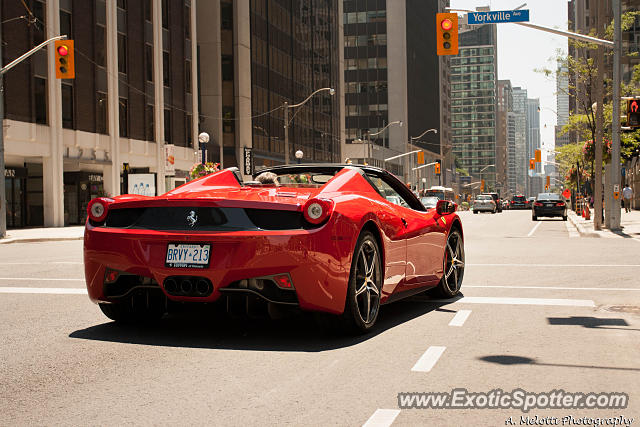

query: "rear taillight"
left=273, top=274, right=294, bottom=289
left=87, top=197, right=112, bottom=223
left=302, top=198, right=334, bottom=225
left=534, top=202, right=543, bottom=207
left=511, top=201, right=515, bottom=204
left=556, top=201, right=566, bottom=207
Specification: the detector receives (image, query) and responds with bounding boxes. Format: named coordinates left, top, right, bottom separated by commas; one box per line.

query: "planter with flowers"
left=189, top=162, right=220, bottom=180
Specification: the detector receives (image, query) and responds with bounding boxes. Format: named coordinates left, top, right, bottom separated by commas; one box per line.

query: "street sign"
left=613, top=184, right=620, bottom=200
left=243, top=147, right=253, bottom=176
left=562, top=188, right=571, bottom=199
left=467, top=9, right=530, bottom=25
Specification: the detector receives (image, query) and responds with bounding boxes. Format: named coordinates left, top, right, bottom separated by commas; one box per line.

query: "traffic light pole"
left=0, top=33, right=68, bottom=238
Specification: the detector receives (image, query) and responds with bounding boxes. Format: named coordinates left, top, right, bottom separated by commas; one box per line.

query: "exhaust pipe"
left=180, top=278, right=193, bottom=295
left=164, top=278, right=178, bottom=294
left=196, top=279, right=210, bottom=296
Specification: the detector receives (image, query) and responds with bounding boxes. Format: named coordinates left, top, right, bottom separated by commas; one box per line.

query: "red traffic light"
left=441, top=19, right=453, bottom=31
left=631, top=100, right=639, bottom=113
left=57, top=45, right=69, bottom=56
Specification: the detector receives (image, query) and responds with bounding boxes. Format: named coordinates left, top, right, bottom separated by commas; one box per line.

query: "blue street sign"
left=460, top=176, right=472, bottom=184
left=467, top=9, right=530, bottom=25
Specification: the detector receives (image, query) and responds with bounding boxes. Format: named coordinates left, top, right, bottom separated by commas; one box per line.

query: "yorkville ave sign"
left=467, top=9, right=530, bottom=25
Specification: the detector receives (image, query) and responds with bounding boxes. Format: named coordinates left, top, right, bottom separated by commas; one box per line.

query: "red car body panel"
left=83, top=166, right=462, bottom=315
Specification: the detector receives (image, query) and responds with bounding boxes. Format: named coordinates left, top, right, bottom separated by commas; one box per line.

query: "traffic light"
left=627, top=99, right=640, bottom=128
left=417, top=151, right=425, bottom=165
left=546, top=175, right=550, bottom=190
left=529, top=159, right=535, bottom=170
left=535, top=149, right=541, bottom=163
left=480, top=179, right=485, bottom=192
left=434, top=161, right=441, bottom=175
left=55, top=40, right=75, bottom=79
left=436, top=13, right=458, bottom=56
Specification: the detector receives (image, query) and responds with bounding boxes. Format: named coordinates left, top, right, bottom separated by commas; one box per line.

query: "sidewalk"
left=0, top=226, right=85, bottom=244
left=567, top=207, right=640, bottom=239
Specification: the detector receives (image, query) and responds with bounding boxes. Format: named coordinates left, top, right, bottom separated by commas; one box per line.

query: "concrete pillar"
left=153, top=0, right=165, bottom=194
left=104, top=0, right=120, bottom=196
left=234, top=0, right=252, bottom=180
left=196, top=1, right=223, bottom=166
left=190, top=0, right=199, bottom=153
left=44, top=0, right=64, bottom=227
left=337, top=0, right=345, bottom=162
left=386, top=0, right=408, bottom=180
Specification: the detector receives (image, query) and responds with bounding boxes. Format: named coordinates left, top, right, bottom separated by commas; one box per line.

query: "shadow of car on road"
left=69, top=295, right=458, bottom=352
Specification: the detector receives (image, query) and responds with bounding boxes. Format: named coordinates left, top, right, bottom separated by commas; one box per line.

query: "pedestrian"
left=622, top=183, right=633, bottom=213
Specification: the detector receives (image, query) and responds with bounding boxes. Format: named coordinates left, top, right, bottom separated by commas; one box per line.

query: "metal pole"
left=0, top=7, right=5, bottom=238
left=201, top=142, right=206, bottom=165
left=610, top=0, right=622, bottom=229
left=594, top=0, right=605, bottom=230
left=283, top=102, right=289, bottom=164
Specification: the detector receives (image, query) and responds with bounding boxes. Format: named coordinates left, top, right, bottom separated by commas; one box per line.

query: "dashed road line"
left=411, top=346, right=446, bottom=373
left=448, top=310, right=471, bottom=327
left=362, top=409, right=400, bottom=427
left=527, top=221, right=543, bottom=237
left=0, top=261, right=82, bottom=265
left=466, top=263, right=640, bottom=267
left=0, top=287, right=87, bottom=294
left=0, top=278, right=85, bottom=281
left=429, top=296, right=595, bottom=307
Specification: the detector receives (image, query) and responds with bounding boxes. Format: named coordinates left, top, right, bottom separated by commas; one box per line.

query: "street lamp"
left=366, top=120, right=403, bottom=167
left=198, top=132, right=210, bottom=165
left=295, top=150, right=304, bottom=164
left=479, top=164, right=495, bottom=191
left=408, top=128, right=438, bottom=186
left=283, top=87, right=335, bottom=164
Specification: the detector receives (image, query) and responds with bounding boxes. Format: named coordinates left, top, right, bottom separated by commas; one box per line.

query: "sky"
left=450, top=0, right=569, bottom=155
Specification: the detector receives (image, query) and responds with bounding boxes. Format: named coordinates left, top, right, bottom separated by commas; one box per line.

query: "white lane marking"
left=362, top=409, right=401, bottom=427
left=465, top=285, right=640, bottom=291
left=527, top=221, right=542, bottom=237
left=466, top=263, right=640, bottom=267
left=0, top=278, right=84, bottom=281
left=0, top=287, right=87, bottom=294
left=448, top=310, right=471, bottom=327
left=429, top=296, right=595, bottom=307
left=564, top=219, right=579, bottom=238
left=411, top=346, right=446, bottom=373
left=0, top=261, right=82, bottom=265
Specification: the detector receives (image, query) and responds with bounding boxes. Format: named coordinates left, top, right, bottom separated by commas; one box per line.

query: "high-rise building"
left=527, top=98, right=543, bottom=196
left=512, top=87, right=529, bottom=194
left=451, top=15, right=498, bottom=190
left=342, top=0, right=451, bottom=188
left=555, top=60, right=570, bottom=148
left=497, top=80, right=513, bottom=196
left=507, top=112, right=517, bottom=195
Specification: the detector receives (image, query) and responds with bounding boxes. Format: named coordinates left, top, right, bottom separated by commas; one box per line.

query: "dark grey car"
left=532, top=193, right=567, bottom=221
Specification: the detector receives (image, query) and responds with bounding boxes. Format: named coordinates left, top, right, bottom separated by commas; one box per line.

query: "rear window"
left=477, top=195, right=492, bottom=200
left=537, top=193, right=561, bottom=201
left=513, top=196, right=526, bottom=202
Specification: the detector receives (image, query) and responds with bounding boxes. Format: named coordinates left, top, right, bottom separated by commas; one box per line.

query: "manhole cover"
left=601, top=305, right=640, bottom=315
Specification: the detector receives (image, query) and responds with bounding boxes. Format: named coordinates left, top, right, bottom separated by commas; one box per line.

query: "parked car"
left=83, top=164, right=464, bottom=334
left=481, top=192, right=502, bottom=212
left=473, top=194, right=496, bottom=214
left=510, top=195, right=529, bottom=209
left=532, top=193, right=567, bottom=221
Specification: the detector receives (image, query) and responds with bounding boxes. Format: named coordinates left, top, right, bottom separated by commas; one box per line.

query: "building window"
left=118, top=34, right=127, bottom=74
left=145, top=0, right=152, bottom=22
left=34, top=77, right=47, bottom=125
left=96, top=92, right=108, bottom=134
left=164, top=109, right=171, bottom=143
left=221, top=2, right=233, bottom=30
left=163, top=51, right=170, bottom=87
left=145, top=43, right=153, bottom=82
left=119, top=98, right=128, bottom=137
left=184, top=6, right=191, bottom=40
left=185, top=59, right=192, bottom=93
left=60, top=11, right=72, bottom=39
left=185, top=113, right=192, bottom=146
left=222, top=55, right=233, bottom=81
left=223, top=106, right=234, bottom=133
left=145, top=104, right=154, bottom=141
left=62, top=83, right=74, bottom=129
left=95, top=25, right=106, bottom=67
left=117, top=0, right=126, bottom=9
left=162, top=0, right=169, bottom=29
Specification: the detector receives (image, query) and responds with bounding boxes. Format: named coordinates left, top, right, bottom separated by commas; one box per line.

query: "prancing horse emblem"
left=187, top=210, right=198, bottom=227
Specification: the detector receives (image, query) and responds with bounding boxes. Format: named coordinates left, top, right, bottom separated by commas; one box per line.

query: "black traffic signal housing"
left=627, top=99, right=640, bottom=128
left=434, top=161, right=441, bottom=175
left=436, top=13, right=459, bottom=56
left=55, top=40, right=75, bottom=79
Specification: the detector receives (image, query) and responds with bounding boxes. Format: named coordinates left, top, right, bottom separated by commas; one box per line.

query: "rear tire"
left=562, top=215, right=567, bottom=221
left=433, top=229, right=464, bottom=298
left=532, top=215, right=538, bottom=221
left=99, top=291, right=166, bottom=323
left=473, top=210, right=478, bottom=214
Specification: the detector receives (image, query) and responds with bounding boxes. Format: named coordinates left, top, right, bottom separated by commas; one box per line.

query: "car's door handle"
left=401, top=218, right=407, bottom=228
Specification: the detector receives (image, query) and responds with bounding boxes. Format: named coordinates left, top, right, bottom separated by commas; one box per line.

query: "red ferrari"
left=84, top=164, right=464, bottom=333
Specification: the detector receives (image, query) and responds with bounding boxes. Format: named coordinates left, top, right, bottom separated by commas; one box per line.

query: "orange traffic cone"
left=584, top=207, right=590, bottom=220
left=582, top=206, right=586, bottom=218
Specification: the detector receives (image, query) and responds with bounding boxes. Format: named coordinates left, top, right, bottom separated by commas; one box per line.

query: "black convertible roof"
left=254, top=163, right=390, bottom=178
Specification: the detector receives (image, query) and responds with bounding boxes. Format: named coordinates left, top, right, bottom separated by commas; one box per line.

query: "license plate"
left=165, top=243, right=211, bottom=268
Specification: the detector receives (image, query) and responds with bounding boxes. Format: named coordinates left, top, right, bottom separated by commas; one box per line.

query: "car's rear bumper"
left=473, top=205, right=495, bottom=212
left=533, top=207, right=566, bottom=217
left=83, top=223, right=354, bottom=314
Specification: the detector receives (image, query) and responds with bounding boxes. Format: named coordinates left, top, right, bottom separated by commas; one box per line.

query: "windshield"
left=421, top=197, right=439, bottom=207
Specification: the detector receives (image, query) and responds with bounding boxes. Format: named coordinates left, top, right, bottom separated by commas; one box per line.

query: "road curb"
left=567, top=211, right=599, bottom=238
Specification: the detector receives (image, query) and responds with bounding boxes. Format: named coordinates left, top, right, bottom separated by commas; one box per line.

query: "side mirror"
left=436, top=200, right=455, bottom=215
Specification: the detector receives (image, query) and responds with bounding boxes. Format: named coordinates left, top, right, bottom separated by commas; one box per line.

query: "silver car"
left=473, top=194, right=496, bottom=214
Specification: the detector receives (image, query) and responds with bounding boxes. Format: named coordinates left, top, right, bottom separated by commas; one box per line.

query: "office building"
left=512, top=87, right=528, bottom=194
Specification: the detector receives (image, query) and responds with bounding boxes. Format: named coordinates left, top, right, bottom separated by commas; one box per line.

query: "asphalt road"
left=1, top=210, right=639, bottom=426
